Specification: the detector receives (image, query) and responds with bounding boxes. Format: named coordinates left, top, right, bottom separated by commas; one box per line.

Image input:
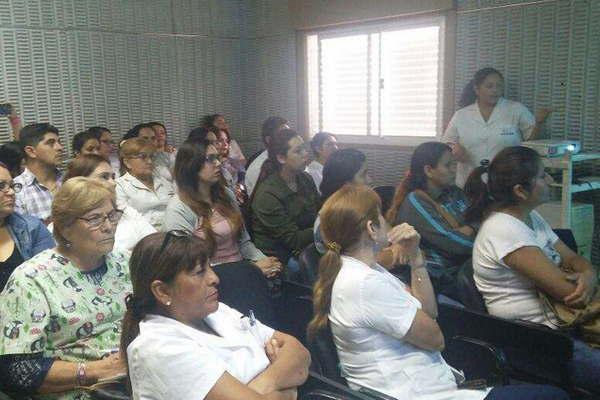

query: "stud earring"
left=65, top=241, right=72, bottom=248
left=166, top=301, right=171, bottom=306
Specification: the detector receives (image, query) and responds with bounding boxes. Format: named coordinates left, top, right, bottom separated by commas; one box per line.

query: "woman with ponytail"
left=440, top=67, right=551, bottom=187
left=465, top=146, right=600, bottom=393
left=385, top=142, right=474, bottom=300
left=122, top=232, right=310, bottom=400
left=251, top=129, right=319, bottom=268
left=309, top=184, right=566, bottom=400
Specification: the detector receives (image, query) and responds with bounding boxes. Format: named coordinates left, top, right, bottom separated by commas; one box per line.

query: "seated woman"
left=123, top=122, right=173, bottom=183
left=121, top=231, right=310, bottom=400
left=0, top=177, right=130, bottom=399
left=71, top=130, right=101, bottom=158
left=0, top=141, right=26, bottom=177
left=306, top=132, right=338, bottom=193
left=465, top=145, right=600, bottom=392
left=63, top=154, right=156, bottom=252
left=309, top=184, right=567, bottom=400
left=314, top=148, right=370, bottom=253
left=164, top=141, right=281, bottom=323
left=386, top=142, right=474, bottom=300
left=0, top=162, right=54, bottom=291
left=116, top=137, right=175, bottom=230
left=251, top=129, right=319, bottom=269
left=202, top=113, right=247, bottom=169
left=88, top=126, right=119, bottom=174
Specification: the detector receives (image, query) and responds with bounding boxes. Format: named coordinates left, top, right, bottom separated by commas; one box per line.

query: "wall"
left=0, top=0, right=244, bottom=155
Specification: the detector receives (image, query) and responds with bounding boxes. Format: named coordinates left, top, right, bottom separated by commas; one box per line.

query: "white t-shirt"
left=473, top=211, right=561, bottom=328
left=330, top=256, right=488, bottom=400
left=244, top=150, right=267, bottom=196
left=305, top=160, right=323, bottom=194
left=441, top=98, right=535, bottom=187
left=128, top=303, right=274, bottom=400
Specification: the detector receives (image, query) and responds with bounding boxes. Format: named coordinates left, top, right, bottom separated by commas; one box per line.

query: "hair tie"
left=125, top=294, right=145, bottom=319
left=326, top=241, right=341, bottom=254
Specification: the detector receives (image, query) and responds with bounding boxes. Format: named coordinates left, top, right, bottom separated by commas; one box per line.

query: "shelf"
left=550, top=176, right=600, bottom=193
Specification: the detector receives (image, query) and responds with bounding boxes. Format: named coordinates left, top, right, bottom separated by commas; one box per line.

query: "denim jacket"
left=6, top=212, right=55, bottom=259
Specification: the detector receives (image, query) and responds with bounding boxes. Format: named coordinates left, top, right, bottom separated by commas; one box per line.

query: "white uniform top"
left=330, top=256, right=489, bottom=400
left=115, top=172, right=175, bottom=230
left=441, top=98, right=535, bottom=187
left=244, top=150, right=268, bottom=196
left=113, top=205, right=156, bottom=252
left=473, top=211, right=561, bottom=328
left=305, top=160, right=324, bottom=194
left=128, top=303, right=274, bottom=400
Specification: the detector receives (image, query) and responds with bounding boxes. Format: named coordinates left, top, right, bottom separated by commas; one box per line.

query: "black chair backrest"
left=299, top=243, right=322, bottom=286
left=438, top=303, right=573, bottom=386
left=373, top=185, right=395, bottom=215
left=309, top=323, right=347, bottom=385
left=279, top=280, right=313, bottom=343
left=553, top=229, right=578, bottom=253
left=456, top=259, right=487, bottom=313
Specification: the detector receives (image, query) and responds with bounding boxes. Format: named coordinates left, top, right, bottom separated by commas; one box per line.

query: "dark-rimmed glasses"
left=0, top=181, right=22, bottom=193
left=78, top=209, right=124, bottom=230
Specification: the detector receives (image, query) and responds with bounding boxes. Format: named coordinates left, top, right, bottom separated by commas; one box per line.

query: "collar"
left=122, top=172, right=161, bottom=191
left=18, top=167, right=63, bottom=187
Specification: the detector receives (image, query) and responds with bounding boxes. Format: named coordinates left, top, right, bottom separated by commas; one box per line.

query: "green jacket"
left=251, top=172, right=319, bottom=261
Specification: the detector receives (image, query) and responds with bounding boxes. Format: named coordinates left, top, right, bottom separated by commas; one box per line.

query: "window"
left=305, top=17, right=446, bottom=142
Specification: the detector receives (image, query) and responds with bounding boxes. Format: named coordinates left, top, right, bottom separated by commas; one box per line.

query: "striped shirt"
left=14, top=168, right=62, bottom=221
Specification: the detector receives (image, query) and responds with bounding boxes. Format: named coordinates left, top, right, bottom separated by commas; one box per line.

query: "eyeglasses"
left=129, top=153, right=155, bottom=162
left=79, top=209, right=124, bottom=230
left=159, top=230, right=190, bottom=253
left=205, top=154, right=221, bottom=164
left=0, top=181, right=22, bottom=193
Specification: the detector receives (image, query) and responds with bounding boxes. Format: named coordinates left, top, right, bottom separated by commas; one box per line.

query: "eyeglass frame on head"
left=159, top=230, right=190, bottom=253
left=78, top=209, right=124, bottom=230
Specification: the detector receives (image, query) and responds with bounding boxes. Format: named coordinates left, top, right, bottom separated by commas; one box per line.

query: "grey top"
left=163, top=190, right=266, bottom=262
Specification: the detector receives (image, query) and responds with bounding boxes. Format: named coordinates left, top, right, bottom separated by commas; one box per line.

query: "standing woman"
left=164, top=141, right=281, bottom=324
left=251, top=129, right=319, bottom=269
left=306, top=132, right=338, bottom=193
left=116, top=138, right=175, bottom=230
left=441, top=67, right=551, bottom=187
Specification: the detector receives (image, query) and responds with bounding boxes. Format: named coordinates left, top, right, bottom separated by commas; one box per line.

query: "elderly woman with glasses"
left=115, top=137, right=175, bottom=230
left=0, top=177, right=131, bottom=400
left=0, top=162, right=54, bottom=291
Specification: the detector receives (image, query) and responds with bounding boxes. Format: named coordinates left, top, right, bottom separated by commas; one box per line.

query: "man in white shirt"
left=244, top=116, right=289, bottom=196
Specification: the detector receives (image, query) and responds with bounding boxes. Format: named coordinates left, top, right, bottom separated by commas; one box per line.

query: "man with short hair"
left=14, top=123, right=64, bottom=222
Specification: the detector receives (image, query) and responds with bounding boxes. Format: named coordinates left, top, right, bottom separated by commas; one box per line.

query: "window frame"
left=297, top=12, right=456, bottom=148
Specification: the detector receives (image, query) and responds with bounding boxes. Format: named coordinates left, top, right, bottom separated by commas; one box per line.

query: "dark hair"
left=464, top=146, right=541, bottom=223
left=148, top=121, right=166, bottom=132
left=320, top=149, right=366, bottom=203
left=174, top=141, right=243, bottom=247
left=123, top=123, right=154, bottom=141
left=19, top=123, right=59, bottom=151
left=187, top=126, right=218, bottom=144
left=72, top=130, right=98, bottom=155
left=261, top=116, right=288, bottom=144
left=458, top=67, right=504, bottom=108
left=310, top=132, right=336, bottom=155
left=201, top=114, right=222, bottom=128
left=0, top=141, right=25, bottom=178
left=253, top=128, right=299, bottom=193
left=386, top=142, right=451, bottom=223
left=120, top=232, right=213, bottom=378
left=87, top=126, right=111, bottom=139
left=63, top=154, right=110, bottom=182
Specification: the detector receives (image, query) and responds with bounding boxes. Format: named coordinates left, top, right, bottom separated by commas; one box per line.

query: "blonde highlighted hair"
left=52, top=177, right=115, bottom=247
left=307, top=184, right=381, bottom=339
left=118, top=137, right=156, bottom=175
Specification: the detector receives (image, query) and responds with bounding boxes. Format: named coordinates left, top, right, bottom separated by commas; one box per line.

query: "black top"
left=0, top=245, right=24, bottom=292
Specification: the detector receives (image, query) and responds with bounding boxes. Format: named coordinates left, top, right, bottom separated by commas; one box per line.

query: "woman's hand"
left=255, top=257, right=282, bottom=278
left=564, top=270, right=597, bottom=307
left=449, top=142, right=469, bottom=162
left=88, top=352, right=127, bottom=383
left=535, top=108, right=553, bottom=124
left=387, top=223, right=423, bottom=267
left=265, top=338, right=282, bottom=363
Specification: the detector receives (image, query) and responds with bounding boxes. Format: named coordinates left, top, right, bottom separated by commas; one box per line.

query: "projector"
left=522, top=139, right=581, bottom=157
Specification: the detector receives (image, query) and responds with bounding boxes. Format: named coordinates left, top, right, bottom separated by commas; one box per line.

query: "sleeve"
left=162, top=199, right=197, bottom=233
left=130, top=337, right=227, bottom=400
left=483, top=217, right=539, bottom=262
left=0, top=269, right=51, bottom=356
left=224, top=188, right=265, bottom=261
left=28, top=218, right=55, bottom=256
left=399, top=192, right=473, bottom=256
left=244, top=159, right=261, bottom=196
left=229, top=140, right=246, bottom=162
left=517, top=103, right=536, bottom=140
left=0, top=353, right=54, bottom=394
left=360, top=273, right=419, bottom=340
left=114, top=181, right=129, bottom=211
left=252, top=190, right=313, bottom=254
left=14, top=192, right=26, bottom=215
left=440, top=113, right=459, bottom=142
left=532, top=211, right=559, bottom=245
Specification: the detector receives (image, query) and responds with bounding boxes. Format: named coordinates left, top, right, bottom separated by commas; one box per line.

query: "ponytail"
left=386, top=176, right=413, bottom=224
left=463, top=165, right=492, bottom=224
left=307, top=247, right=342, bottom=340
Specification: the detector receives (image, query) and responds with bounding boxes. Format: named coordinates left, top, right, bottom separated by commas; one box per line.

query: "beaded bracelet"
left=76, top=362, right=87, bottom=386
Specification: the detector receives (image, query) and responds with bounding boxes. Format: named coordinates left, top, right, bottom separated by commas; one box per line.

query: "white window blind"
left=306, top=18, right=444, bottom=139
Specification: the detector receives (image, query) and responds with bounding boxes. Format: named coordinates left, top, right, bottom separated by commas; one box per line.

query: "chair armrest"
left=444, top=335, right=510, bottom=387
left=301, top=371, right=374, bottom=400
left=357, top=386, right=397, bottom=400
